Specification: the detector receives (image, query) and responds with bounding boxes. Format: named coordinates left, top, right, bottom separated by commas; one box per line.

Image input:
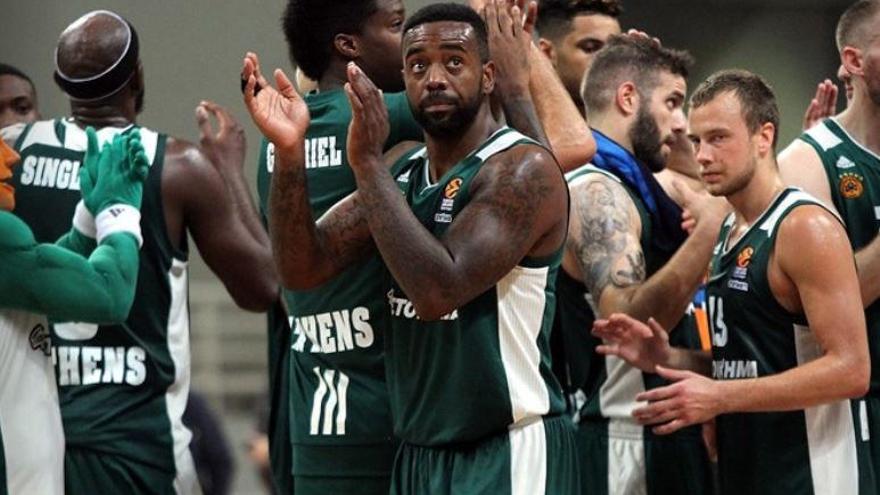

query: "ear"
left=537, top=38, right=557, bottom=66
left=755, top=122, right=775, bottom=158
left=841, top=46, right=864, bottom=77
left=129, top=62, right=145, bottom=94
left=615, top=81, right=639, bottom=116
left=482, top=60, right=496, bottom=96
left=334, top=33, right=359, bottom=61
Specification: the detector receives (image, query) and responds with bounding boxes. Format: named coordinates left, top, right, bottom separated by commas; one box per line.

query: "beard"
left=629, top=105, right=666, bottom=172
left=411, top=90, right=482, bottom=139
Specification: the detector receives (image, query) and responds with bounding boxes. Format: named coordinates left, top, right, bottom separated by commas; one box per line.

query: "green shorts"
left=577, top=418, right=713, bottom=495
left=391, top=415, right=579, bottom=495
left=64, top=447, right=197, bottom=495
left=292, top=475, right=390, bottom=494
left=853, top=397, right=880, bottom=495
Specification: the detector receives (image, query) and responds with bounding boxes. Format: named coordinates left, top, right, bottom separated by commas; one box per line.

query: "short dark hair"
left=836, top=0, right=880, bottom=51
left=689, top=69, right=780, bottom=149
left=583, top=35, right=692, bottom=114
left=403, top=3, right=489, bottom=62
left=536, top=0, right=622, bottom=40
left=281, top=0, right=380, bottom=80
left=0, top=63, right=34, bottom=89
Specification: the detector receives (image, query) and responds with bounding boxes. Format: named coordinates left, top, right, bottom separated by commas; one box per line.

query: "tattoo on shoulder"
left=572, top=178, right=646, bottom=297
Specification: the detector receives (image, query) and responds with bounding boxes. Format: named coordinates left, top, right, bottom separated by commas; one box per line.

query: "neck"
left=425, top=104, right=499, bottom=180
left=71, top=101, right=135, bottom=128
left=318, top=61, right=350, bottom=92
left=589, top=112, right=633, bottom=153
left=727, top=160, right=783, bottom=226
left=837, top=88, right=880, bottom=156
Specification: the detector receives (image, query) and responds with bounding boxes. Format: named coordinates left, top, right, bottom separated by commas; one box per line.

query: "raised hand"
left=802, top=79, right=838, bottom=131
left=242, top=51, right=310, bottom=153
left=483, top=0, right=532, bottom=98
left=592, top=313, right=672, bottom=373
left=673, top=180, right=729, bottom=233
left=81, top=129, right=149, bottom=214
left=343, top=62, right=389, bottom=175
left=633, top=366, right=722, bottom=435
left=196, top=100, right=246, bottom=175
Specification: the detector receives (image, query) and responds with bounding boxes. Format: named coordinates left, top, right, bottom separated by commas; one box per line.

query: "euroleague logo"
left=444, top=178, right=463, bottom=199
left=736, top=246, right=754, bottom=268
left=839, top=172, right=864, bottom=199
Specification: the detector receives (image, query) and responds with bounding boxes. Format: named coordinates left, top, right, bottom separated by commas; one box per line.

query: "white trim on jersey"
left=607, top=433, right=648, bottom=495
left=165, top=257, right=198, bottom=495
left=829, top=117, right=880, bottom=162
left=509, top=418, right=548, bottom=495
left=793, top=323, right=859, bottom=495
left=804, top=122, right=843, bottom=151
left=497, top=265, right=552, bottom=424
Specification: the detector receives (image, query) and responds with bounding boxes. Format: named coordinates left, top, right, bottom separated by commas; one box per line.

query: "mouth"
left=701, top=172, right=722, bottom=183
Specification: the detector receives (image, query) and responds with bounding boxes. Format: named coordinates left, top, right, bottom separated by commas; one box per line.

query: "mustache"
left=420, top=93, right=458, bottom=108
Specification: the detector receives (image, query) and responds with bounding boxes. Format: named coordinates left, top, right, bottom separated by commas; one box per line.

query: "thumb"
left=671, top=179, right=694, bottom=206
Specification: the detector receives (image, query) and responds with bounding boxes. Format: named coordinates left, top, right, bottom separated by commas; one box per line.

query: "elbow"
left=849, top=355, right=871, bottom=398
left=555, top=137, right=597, bottom=173
left=229, top=277, right=280, bottom=312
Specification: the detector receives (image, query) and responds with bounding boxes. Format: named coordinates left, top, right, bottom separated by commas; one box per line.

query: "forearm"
left=602, top=225, right=716, bottom=328
left=855, top=236, right=880, bottom=306
left=717, top=353, right=867, bottom=414
left=355, top=165, right=457, bottom=320
left=222, top=166, right=272, bottom=245
left=55, top=228, right=97, bottom=256
left=500, top=92, right=550, bottom=149
left=528, top=44, right=595, bottom=171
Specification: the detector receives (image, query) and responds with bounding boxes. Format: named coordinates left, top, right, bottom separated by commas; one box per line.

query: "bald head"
left=56, top=11, right=131, bottom=79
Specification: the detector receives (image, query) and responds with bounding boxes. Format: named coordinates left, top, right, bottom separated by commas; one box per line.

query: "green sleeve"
left=384, top=92, right=423, bottom=147
left=0, top=211, right=139, bottom=323
left=55, top=228, right=98, bottom=256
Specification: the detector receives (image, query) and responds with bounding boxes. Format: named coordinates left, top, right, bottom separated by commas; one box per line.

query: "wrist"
left=96, top=204, right=143, bottom=247
left=72, top=200, right=97, bottom=238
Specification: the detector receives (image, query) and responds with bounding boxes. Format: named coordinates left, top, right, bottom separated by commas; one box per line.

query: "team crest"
left=444, top=178, right=463, bottom=199
left=839, top=172, right=864, bottom=199
left=29, top=323, right=51, bottom=357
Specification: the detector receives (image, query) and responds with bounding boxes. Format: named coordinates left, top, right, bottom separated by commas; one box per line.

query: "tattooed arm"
left=565, top=174, right=718, bottom=329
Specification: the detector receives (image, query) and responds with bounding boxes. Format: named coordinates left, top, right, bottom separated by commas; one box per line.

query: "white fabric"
left=72, top=199, right=97, bottom=238
left=0, top=309, right=64, bottom=495
left=95, top=203, right=143, bottom=247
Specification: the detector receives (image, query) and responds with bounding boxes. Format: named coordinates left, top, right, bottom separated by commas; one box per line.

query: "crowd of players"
left=0, top=0, right=878, bottom=494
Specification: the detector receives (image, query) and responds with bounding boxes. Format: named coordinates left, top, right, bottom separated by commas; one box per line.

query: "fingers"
left=633, top=401, right=681, bottom=426
left=652, top=418, right=689, bottom=435
left=246, top=52, right=270, bottom=92
left=243, top=74, right=258, bottom=111
left=608, top=313, right=653, bottom=338
left=635, top=383, right=676, bottom=403
left=346, top=63, right=381, bottom=108
left=274, top=68, right=299, bottom=100
left=654, top=365, right=693, bottom=382
left=523, top=1, right=538, bottom=35
left=647, top=317, right=669, bottom=343
left=86, top=127, right=99, bottom=157
left=195, top=104, right=214, bottom=140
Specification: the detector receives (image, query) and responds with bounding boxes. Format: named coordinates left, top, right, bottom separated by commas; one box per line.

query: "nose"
left=694, top=140, right=712, bottom=166
left=671, top=109, right=687, bottom=133
left=425, top=63, right=448, bottom=91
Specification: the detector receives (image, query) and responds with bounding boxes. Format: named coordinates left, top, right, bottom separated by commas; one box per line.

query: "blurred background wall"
left=0, top=0, right=854, bottom=492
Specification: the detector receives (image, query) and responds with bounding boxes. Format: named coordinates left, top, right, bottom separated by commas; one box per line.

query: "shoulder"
left=778, top=138, right=823, bottom=172
left=477, top=143, right=564, bottom=195
left=776, top=203, right=849, bottom=265
left=0, top=211, right=36, bottom=249
left=1, top=122, right=28, bottom=147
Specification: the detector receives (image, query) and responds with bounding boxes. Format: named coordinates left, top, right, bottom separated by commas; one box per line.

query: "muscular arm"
left=0, top=212, right=139, bottom=322
left=779, top=140, right=880, bottom=306
left=568, top=175, right=716, bottom=329
left=164, top=139, right=277, bottom=311
left=527, top=42, right=595, bottom=171
left=354, top=145, right=567, bottom=320
left=716, top=207, right=869, bottom=413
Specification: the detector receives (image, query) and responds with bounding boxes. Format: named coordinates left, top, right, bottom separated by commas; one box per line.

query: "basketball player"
left=594, top=69, right=870, bottom=495
left=0, top=130, right=147, bottom=495
left=1, top=10, right=277, bottom=494
left=246, top=3, right=578, bottom=493
left=0, top=64, right=39, bottom=129
left=779, top=2, right=880, bottom=491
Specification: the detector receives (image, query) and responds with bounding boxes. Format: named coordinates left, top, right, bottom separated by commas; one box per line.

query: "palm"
left=594, top=315, right=670, bottom=373
left=250, top=85, right=309, bottom=148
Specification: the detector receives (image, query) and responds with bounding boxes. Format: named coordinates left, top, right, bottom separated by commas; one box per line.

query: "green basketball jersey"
left=11, top=118, right=197, bottom=492
left=800, top=118, right=880, bottom=396
left=386, top=127, right=566, bottom=446
left=709, top=187, right=858, bottom=495
left=555, top=164, right=706, bottom=437
left=255, top=89, right=422, bottom=477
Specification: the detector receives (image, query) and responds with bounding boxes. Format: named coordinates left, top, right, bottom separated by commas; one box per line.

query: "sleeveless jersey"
left=555, top=164, right=707, bottom=438
left=387, top=127, right=567, bottom=446
left=255, top=89, right=422, bottom=476
left=800, top=118, right=880, bottom=396
left=709, top=187, right=858, bottom=495
left=0, top=309, right=64, bottom=495
left=12, top=119, right=197, bottom=492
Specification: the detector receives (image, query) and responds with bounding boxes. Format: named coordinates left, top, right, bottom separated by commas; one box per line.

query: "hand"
left=633, top=365, right=722, bottom=435
left=625, top=29, right=661, bottom=48
left=242, top=52, right=310, bottom=153
left=674, top=180, right=729, bottom=233
left=483, top=0, right=534, bottom=98
left=196, top=100, right=246, bottom=176
left=344, top=62, right=389, bottom=176
left=592, top=314, right=672, bottom=373
left=81, top=128, right=149, bottom=213
left=802, top=79, right=838, bottom=131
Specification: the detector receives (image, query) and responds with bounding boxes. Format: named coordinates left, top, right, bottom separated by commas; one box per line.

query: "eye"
left=409, top=60, right=426, bottom=73
left=578, top=40, right=604, bottom=54
left=447, top=57, right=463, bottom=69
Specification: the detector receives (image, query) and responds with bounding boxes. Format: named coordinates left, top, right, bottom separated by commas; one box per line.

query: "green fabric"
left=292, top=475, right=390, bottom=495
left=265, top=301, right=294, bottom=495
left=0, top=211, right=138, bottom=322
left=390, top=415, right=578, bottom=495
left=64, top=447, right=175, bottom=495
left=386, top=128, right=566, bottom=446
left=255, top=90, right=421, bottom=479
